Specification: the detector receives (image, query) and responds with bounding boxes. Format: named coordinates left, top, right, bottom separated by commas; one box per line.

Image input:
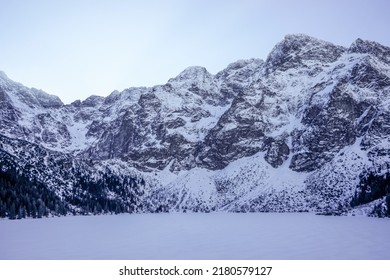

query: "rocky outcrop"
left=1, top=34, right=390, bottom=218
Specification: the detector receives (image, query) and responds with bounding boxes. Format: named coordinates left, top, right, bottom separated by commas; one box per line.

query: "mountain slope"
left=1, top=34, right=390, bottom=219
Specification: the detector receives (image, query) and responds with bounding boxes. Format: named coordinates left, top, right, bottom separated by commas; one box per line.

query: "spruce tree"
left=9, top=203, right=16, bottom=220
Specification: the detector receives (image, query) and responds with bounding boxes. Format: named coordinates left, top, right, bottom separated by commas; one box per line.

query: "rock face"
left=1, top=34, right=390, bottom=218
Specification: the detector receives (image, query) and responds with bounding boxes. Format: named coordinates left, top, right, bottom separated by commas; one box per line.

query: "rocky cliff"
left=1, top=34, right=389, bottom=218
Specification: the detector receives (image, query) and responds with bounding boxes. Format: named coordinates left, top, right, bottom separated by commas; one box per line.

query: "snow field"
left=1, top=213, right=389, bottom=260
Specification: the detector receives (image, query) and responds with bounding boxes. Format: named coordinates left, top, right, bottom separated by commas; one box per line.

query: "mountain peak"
left=283, top=33, right=319, bottom=42
left=349, top=38, right=382, bottom=53
left=168, top=66, right=212, bottom=84
left=279, top=33, right=337, bottom=48
left=0, top=71, right=13, bottom=87
left=348, top=38, right=390, bottom=63
left=1, top=35, right=390, bottom=219
left=0, top=70, right=8, bottom=79
left=223, top=58, right=264, bottom=71
left=265, top=34, right=346, bottom=72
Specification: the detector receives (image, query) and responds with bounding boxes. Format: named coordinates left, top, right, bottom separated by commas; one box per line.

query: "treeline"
left=0, top=156, right=150, bottom=219
left=68, top=169, right=147, bottom=215
left=350, top=171, right=390, bottom=217
left=0, top=163, right=68, bottom=219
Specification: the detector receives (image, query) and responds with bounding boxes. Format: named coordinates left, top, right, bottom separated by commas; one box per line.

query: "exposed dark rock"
left=1, top=34, right=390, bottom=217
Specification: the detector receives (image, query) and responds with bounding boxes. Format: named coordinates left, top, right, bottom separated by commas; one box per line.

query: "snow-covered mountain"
left=1, top=34, right=390, bottom=219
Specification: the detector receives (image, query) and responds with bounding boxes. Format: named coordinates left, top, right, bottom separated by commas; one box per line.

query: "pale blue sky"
left=1, top=0, right=389, bottom=104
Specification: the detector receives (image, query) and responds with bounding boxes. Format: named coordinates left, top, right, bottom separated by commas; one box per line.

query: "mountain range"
left=1, top=34, right=389, bottom=219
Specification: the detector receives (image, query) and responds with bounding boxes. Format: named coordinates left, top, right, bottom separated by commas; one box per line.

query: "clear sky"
left=1, top=0, right=389, bottom=104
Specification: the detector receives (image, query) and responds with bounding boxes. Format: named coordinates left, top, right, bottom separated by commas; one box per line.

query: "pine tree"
left=17, top=207, right=24, bottom=219
left=9, top=202, right=16, bottom=220
left=31, top=203, right=37, bottom=218
left=21, top=206, right=26, bottom=219
left=0, top=200, right=5, bottom=218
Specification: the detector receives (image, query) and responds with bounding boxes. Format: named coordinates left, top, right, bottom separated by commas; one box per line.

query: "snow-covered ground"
left=0, top=213, right=389, bottom=260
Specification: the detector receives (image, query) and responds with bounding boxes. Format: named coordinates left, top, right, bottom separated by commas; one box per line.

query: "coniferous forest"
left=350, top=171, right=390, bottom=217
left=0, top=154, right=148, bottom=219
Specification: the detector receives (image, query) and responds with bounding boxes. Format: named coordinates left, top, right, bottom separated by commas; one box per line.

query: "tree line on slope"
left=1, top=156, right=389, bottom=219
left=0, top=158, right=148, bottom=219
left=350, top=170, right=390, bottom=217
left=0, top=165, right=68, bottom=219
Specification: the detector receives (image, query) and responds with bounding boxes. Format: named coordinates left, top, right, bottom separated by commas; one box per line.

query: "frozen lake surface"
left=1, top=213, right=389, bottom=260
